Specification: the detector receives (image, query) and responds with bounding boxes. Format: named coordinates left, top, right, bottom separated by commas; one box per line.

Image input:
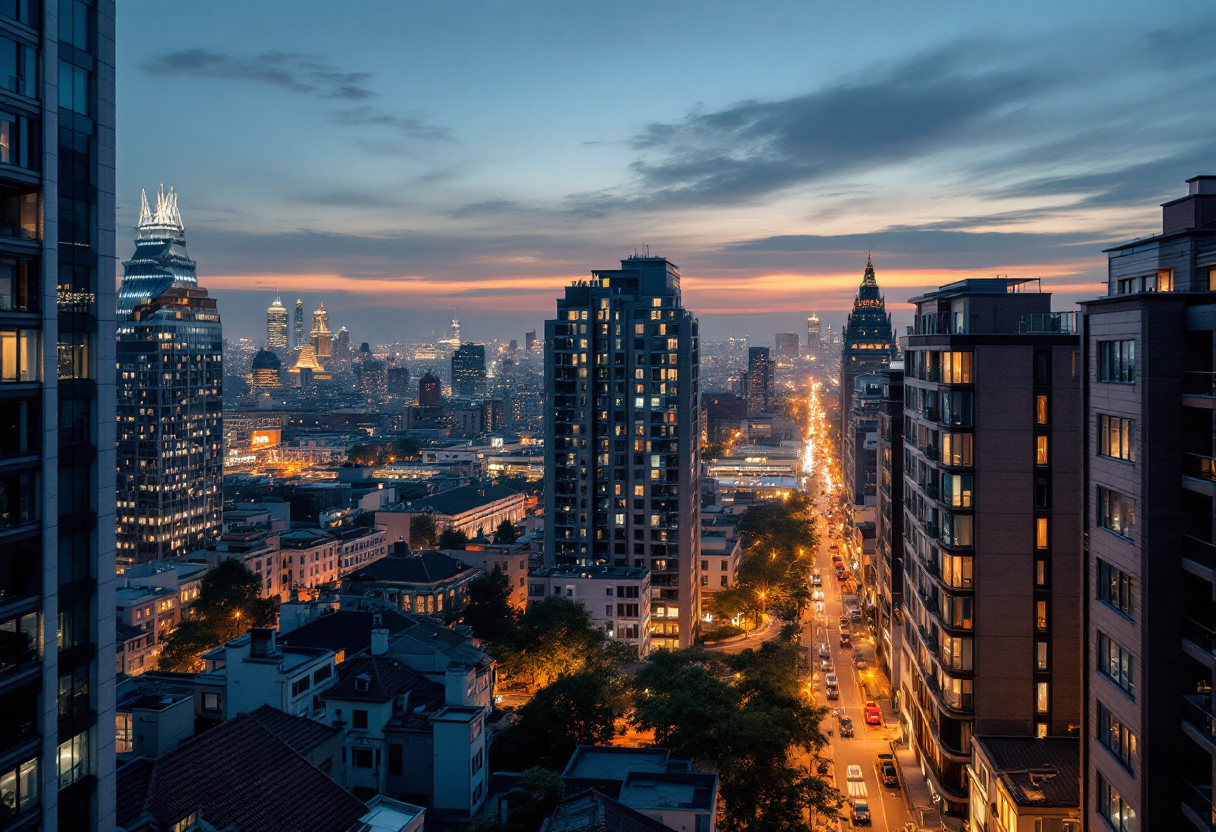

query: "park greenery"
left=157, top=559, right=277, bottom=672
left=345, top=437, right=421, bottom=466
left=409, top=513, right=438, bottom=548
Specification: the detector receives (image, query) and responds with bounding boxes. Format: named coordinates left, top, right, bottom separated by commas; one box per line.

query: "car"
left=838, top=715, right=854, bottom=737
left=878, top=759, right=899, bottom=787
left=826, top=685, right=839, bottom=700
left=812, top=590, right=825, bottom=602
left=819, top=643, right=830, bottom=659
left=846, top=765, right=863, bottom=782
left=836, top=570, right=848, bottom=582
left=864, top=701, right=883, bottom=726
left=821, top=658, right=832, bottom=672
left=839, top=634, right=851, bottom=648
left=829, top=543, right=840, bottom=551
left=831, top=554, right=843, bottom=564
left=854, top=655, right=868, bottom=670
left=824, top=673, right=838, bottom=688
left=852, top=800, right=871, bottom=825
left=811, top=574, right=822, bottom=587
left=849, top=608, right=862, bottom=621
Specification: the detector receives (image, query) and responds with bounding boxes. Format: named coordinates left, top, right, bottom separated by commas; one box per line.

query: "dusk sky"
left=118, top=1, right=1216, bottom=346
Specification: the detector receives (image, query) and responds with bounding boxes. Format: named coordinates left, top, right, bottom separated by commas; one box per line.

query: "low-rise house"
left=116, top=584, right=179, bottom=661
left=122, top=561, right=208, bottom=615
left=204, top=525, right=284, bottom=600
left=528, top=566, right=651, bottom=657
left=341, top=546, right=480, bottom=618
left=547, top=789, right=673, bottom=832
left=699, top=524, right=742, bottom=595
left=198, top=627, right=337, bottom=721
left=376, top=483, right=527, bottom=546
left=338, top=526, right=388, bottom=574
left=968, top=736, right=1080, bottom=832
left=446, top=542, right=530, bottom=609
left=116, top=679, right=194, bottom=760
left=248, top=703, right=342, bottom=781
left=323, top=638, right=488, bottom=820
left=561, top=747, right=718, bottom=832
left=281, top=528, right=342, bottom=592
left=117, top=622, right=156, bottom=677
left=115, top=709, right=424, bottom=832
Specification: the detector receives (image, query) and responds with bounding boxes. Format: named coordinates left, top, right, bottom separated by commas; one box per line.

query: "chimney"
left=250, top=627, right=276, bottom=658
left=371, top=627, right=389, bottom=656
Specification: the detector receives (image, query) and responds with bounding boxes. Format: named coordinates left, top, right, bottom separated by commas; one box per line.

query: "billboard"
left=250, top=429, right=281, bottom=450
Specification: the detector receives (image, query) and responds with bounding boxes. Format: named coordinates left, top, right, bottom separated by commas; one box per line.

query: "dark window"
left=0, top=0, right=40, bottom=28
left=58, top=61, right=91, bottom=116
left=388, top=744, right=403, bottom=776
left=1097, top=340, right=1135, bottom=383
left=1097, top=560, right=1134, bottom=619
left=352, top=709, right=368, bottom=730
left=1097, top=487, right=1135, bottom=540
left=0, top=609, right=38, bottom=674
left=0, top=397, right=36, bottom=457
left=0, top=257, right=35, bottom=313
left=1097, top=701, right=1136, bottom=772
left=1097, top=631, right=1134, bottom=697
left=202, top=692, right=220, bottom=713
left=56, top=663, right=90, bottom=721
left=351, top=747, right=373, bottom=769
left=59, top=0, right=93, bottom=52
left=0, top=186, right=39, bottom=241
left=0, top=535, right=38, bottom=601
left=0, top=680, right=36, bottom=751
left=0, top=467, right=38, bottom=529
left=0, top=36, right=37, bottom=99
left=0, top=114, right=37, bottom=173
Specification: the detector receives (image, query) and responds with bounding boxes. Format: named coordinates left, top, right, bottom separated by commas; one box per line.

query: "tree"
left=503, top=767, right=564, bottom=832
left=493, top=596, right=627, bottom=689
left=493, top=672, right=626, bottom=770
left=438, top=527, right=469, bottom=549
left=389, top=437, right=420, bottom=461
left=157, top=559, right=276, bottom=672
left=461, top=565, right=518, bottom=642
left=410, top=513, right=438, bottom=548
left=494, top=518, right=517, bottom=543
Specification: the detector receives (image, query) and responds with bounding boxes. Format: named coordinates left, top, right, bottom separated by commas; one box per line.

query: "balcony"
left=1185, top=453, right=1216, bottom=483
left=1184, top=372, right=1216, bottom=398
left=923, top=407, right=940, bottom=423
left=1185, top=536, right=1216, bottom=573
left=1183, top=695, right=1216, bottom=753
left=1018, top=311, right=1076, bottom=334
left=1183, top=616, right=1216, bottom=662
left=922, top=445, right=941, bottom=462
left=922, top=482, right=940, bottom=500
left=1181, top=780, right=1216, bottom=831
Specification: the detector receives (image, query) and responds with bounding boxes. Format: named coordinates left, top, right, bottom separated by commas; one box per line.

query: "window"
left=0, top=188, right=39, bottom=241
left=351, top=747, right=373, bottom=769
left=1036, top=601, right=1048, bottom=631
left=941, top=351, right=972, bottom=383
left=1036, top=682, right=1049, bottom=713
left=941, top=554, right=973, bottom=589
left=1097, top=560, right=1134, bottom=619
left=0, top=36, right=36, bottom=99
left=57, top=332, right=90, bottom=380
left=1098, top=631, right=1134, bottom=697
left=941, top=473, right=972, bottom=508
left=1035, top=395, right=1049, bottom=425
left=1036, top=641, right=1048, bottom=671
left=1098, top=702, right=1137, bottom=772
left=720, top=575, right=728, bottom=587
left=352, top=709, right=369, bottom=730
left=471, top=748, right=484, bottom=775
left=0, top=755, right=37, bottom=822
left=388, top=743, right=403, bottom=776
left=940, top=513, right=972, bottom=548
left=0, top=113, right=36, bottom=173
left=116, top=713, right=132, bottom=754
left=1098, top=487, right=1136, bottom=539
left=57, top=731, right=88, bottom=788
left=313, top=664, right=333, bottom=684
left=941, top=433, right=973, bottom=467
left=1036, top=518, right=1049, bottom=550
left=1035, top=557, right=1047, bottom=588
left=290, top=675, right=310, bottom=697
left=0, top=329, right=38, bottom=382
left=1098, top=340, right=1135, bottom=383
left=0, top=396, right=37, bottom=458
left=1098, top=415, right=1135, bottom=462
left=58, top=61, right=91, bottom=116
left=1097, top=771, right=1136, bottom=831
left=202, top=692, right=220, bottom=713
left=1035, top=435, right=1049, bottom=466
left=60, top=0, right=94, bottom=52
left=170, top=812, right=199, bottom=832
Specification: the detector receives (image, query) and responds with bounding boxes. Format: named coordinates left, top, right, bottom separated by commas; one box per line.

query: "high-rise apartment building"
left=543, top=255, right=701, bottom=650
left=293, top=298, right=304, bottom=349
left=0, top=3, right=119, bottom=828
left=1078, top=176, right=1216, bottom=831
left=418, top=370, right=441, bottom=407
left=775, top=332, right=801, bottom=366
left=310, top=301, right=331, bottom=361
left=874, top=364, right=904, bottom=702
left=808, top=311, right=821, bottom=352
left=265, top=296, right=288, bottom=351
left=841, top=255, right=895, bottom=433
left=452, top=342, right=487, bottom=400
left=899, top=278, right=1081, bottom=816
left=117, top=189, right=223, bottom=566
left=742, top=346, right=774, bottom=415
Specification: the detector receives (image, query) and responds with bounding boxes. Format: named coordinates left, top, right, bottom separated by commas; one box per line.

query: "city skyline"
left=116, top=1, right=1216, bottom=343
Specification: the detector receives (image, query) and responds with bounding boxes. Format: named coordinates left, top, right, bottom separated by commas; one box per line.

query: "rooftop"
left=397, top=482, right=522, bottom=516
left=546, top=789, right=672, bottom=832
left=247, top=703, right=340, bottom=756
left=325, top=654, right=439, bottom=703
left=345, top=549, right=477, bottom=586
left=620, top=771, right=717, bottom=812
left=563, top=746, right=674, bottom=783
left=908, top=277, right=1042, bottom=303
left=281, top=609, right=419, bottom=657
left=973, top=736, right=1079, bottom=808
left=531, top=565, right=649, bottom=581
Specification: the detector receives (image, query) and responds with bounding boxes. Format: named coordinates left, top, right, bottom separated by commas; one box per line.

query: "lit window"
left=1035, top=435, right=1049, bottom=466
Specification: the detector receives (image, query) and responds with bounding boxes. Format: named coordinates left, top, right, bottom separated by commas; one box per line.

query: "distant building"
left=839, top=254, right=894, bottom=441
left=294, top=297, right=306, bottom=348
left=249, top=347, right=282, bottom=389
left=378, top=483, right=527, bottom=545
left=702, top=392, right=747, bottom=443
left=388, top=366, right=411, bottom=397
left=341, top=546, right=481, bottom=618
left=529, top=566, right=651, bottom=656
left=774, top=332, right=801, bottom=366
left=742, top=346, right=775, bottom=415
left=312, top=301, right=333, bottom=360
left=873, top=365, right=904, bottom=697
left=266, top=296, right=289, bottom=350
left=448, top=544, right=531, bottom=609
left=452, top=342, right=487, bottom=399
left=418, top=370, right=442, bottom=407
left=561, top=747, right=718, bottom=832
left=199, top=628, right=337, bottom=721
left=807, top=311, right=821, bottom=352
left=699, top=524, right=741, bottom=596
left=117, top=187, right=223, bottom=566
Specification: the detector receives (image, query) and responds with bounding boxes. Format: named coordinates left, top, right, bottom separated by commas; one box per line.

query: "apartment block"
left=528, top=565, right=652, bottom=657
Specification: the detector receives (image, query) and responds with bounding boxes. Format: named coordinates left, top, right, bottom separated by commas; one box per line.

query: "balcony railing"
left=1185, top=535, right=1216, bottom=571
left=1183, top=616, right=1216, bottom=660
left=923, top=445, right=941, bottom=462
left=1185, top=453, right=1216, bottom=483
left=923, top=407, right=940, bottom=422
left=1019, top=312, right=1077, bottom=334
left=1184, top=695, right=1216, bottom=747
left=1184, top=372, right=1216, bottom=398
left=923, top=482, right=940, bottom=500
left=1181, top=780, right=1216, bottom=831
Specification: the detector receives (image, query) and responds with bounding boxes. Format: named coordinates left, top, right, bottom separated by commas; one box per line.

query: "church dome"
left=252, top=348, right=281, bottom=371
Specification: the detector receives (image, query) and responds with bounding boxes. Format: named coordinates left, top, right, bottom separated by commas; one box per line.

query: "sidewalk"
left=893, top=748, right=944, bottom=830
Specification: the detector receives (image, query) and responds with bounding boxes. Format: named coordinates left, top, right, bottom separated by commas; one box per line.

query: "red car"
left=864, top=701, right=883, bottom=726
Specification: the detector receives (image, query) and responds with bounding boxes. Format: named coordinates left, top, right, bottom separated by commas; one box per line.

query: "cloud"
left=141, top=49, right=376, bottom=100
left=571, top=41, right=1048, bottom=210
left=143, top=49, right=453, bottom=142
left=724, top=227, right=1102, bottom=256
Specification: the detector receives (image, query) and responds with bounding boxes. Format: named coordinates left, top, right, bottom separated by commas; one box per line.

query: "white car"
left=846, top=765, right=863, bottom=782
left=812, top=590, right=825, bottom=601
left=825, top=673, right=839, bottom=689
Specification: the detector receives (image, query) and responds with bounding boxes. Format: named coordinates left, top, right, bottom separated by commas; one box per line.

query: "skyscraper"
left=452, top=342, right=487, bottom=399
left=418, top=370, right=442, bottom=407
left=807, top=311, right=821, bottom=352
left=742, top=346, right=774, bottom=415
left=266, top=296, right=288, bottom=351
left=0, top=4, right=122, bottom=828
left=775, top=332, right=801, bottom=366
left=293, top=298, right=305, bottom=349
left=899, top=278, right=1080, bottom=816
left=840, top=255, right=895, bottom=424
left=544, top=255, right=702, bottom=650
left=1077, top=176, right=1216, bottom=830
left=311, top=301, right=332, bottom=360
left=117, top=188, right=223, bottom=567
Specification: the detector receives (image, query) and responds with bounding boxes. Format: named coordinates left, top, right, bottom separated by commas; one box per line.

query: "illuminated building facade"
left=0, top=2, right=121, bottom=828
left=774, top=332, right=801, bottom=366
left=293, top=298, right=304, bottom=349
left=452, top=342, right=487, bottom=399
left=118, top=189, right=223, bottom=567
left=311, top=301, right=332, bottom=360
left=807, top=310, right=821, bottom=352
left=266, top=296, right=288, bottom=351
left=249, top=347, right=282, bottom=389
left=544, top=255, right=702, bottom=650
left=742, top=346, right=774, bottom=415
left=418, top=370, right=442, bottom=407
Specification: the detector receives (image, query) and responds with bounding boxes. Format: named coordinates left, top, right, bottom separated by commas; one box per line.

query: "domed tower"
left=249, top=347, right=283, bottom=389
